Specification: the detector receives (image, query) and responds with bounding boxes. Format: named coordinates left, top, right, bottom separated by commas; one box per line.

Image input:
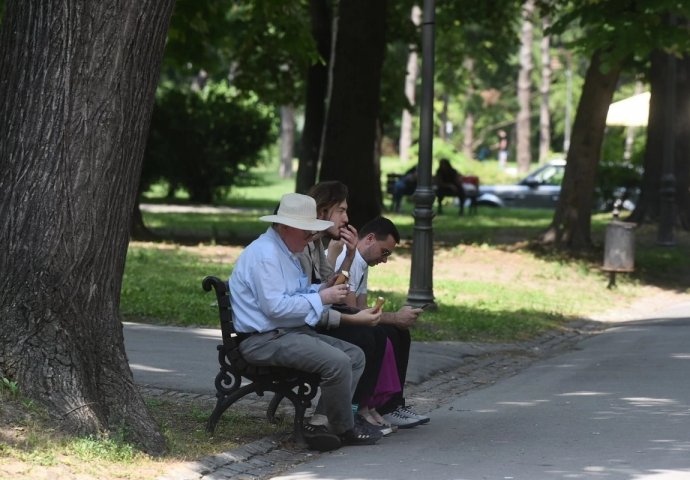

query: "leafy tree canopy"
left=546, top=0, right=690, bottom=71
left=163, top=0, right=319, bottom=105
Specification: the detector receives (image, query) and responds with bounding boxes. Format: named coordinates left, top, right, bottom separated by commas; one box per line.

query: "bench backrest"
left=202, top=276, right=238, bottom=349
left=461, top=175, right=479, bottom=188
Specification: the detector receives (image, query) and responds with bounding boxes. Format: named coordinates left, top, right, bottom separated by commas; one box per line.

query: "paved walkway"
left=123, top=318, right=606, bottom=480
left=124, top=322, right=541, bottom=395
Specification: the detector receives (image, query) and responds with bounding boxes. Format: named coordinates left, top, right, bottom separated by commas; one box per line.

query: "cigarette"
left=373, top=296, right=385, bottom=313
left=334, top=271, right=349, bottom=285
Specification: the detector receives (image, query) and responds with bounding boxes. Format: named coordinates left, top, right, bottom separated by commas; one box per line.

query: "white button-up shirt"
left=229, top=227, right=324, bottom=333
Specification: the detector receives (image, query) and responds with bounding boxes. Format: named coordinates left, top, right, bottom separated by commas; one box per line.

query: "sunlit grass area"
left=119, top=230, right=685, bottom=342
left=0, top=392, right=284, bottom=480
left=134, top=156, right=690, bottom=341
left=140, top=204, right=614, bottom=247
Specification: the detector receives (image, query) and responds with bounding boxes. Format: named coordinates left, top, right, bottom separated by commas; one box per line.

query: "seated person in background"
left=332, top=216, right=431, bottom=428
left=435, top=158, right=466, bottom=215
left=392, top=166, right=417, bottom=212
left=298, top=181, right=397, bottom=435
left=229, top=193, right=382, bottom=451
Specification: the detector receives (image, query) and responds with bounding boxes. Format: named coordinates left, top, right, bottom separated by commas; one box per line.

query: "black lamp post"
left=407, top=0, right=436, bottom=308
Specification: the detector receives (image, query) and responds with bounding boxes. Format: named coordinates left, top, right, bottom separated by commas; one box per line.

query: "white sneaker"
left=396, top=405, right=430, bottom=424
left=382, top=409, right=422, bottom=429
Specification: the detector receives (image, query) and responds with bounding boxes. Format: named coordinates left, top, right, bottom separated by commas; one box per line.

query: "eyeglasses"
left=305, top=230, right=319, bottom=240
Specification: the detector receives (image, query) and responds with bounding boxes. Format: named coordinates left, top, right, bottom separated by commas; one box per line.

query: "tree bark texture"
left=540, top=50, right=621, bottom=250
left=462, top=57, right=476, bottom=159
left=630, top=50, right=665, bottom=224
left=0, top=0, right=173, bottom=454
left=439, top=92, right=449, bottom=141
left=673, top=53, right=690, bottom=230
left=631, top=50, right=690, bottom=229
left=318, top=0, right=387, bottom=228
left=296, top=0, right=332, bottom=194
left=539, top=18, right=551, bottom=162
left=399, top=5, right=421, bottom=163
left=516, top=0, right=535, bottom=174
left=279, top=105, right=295, bottom=179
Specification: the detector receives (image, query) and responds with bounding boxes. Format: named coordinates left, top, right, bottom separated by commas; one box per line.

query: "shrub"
left=142, top=82, right=276, bottom=203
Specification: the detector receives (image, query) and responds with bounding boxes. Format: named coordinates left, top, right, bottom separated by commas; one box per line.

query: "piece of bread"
left=372, top=296, right=385, bottom=313
left=334, top=271, right=349, bottom=285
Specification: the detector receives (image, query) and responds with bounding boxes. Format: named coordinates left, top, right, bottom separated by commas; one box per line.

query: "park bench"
left=202, top=275, right=320, bottom=444
left=385, top=172, right=479, bottom=215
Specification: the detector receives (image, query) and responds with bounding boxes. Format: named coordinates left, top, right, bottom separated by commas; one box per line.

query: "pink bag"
left=361, top=338, right=401, bottom=408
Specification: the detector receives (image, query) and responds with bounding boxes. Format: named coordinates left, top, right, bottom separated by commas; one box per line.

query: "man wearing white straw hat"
left=229, top=193, right=383, bottom=451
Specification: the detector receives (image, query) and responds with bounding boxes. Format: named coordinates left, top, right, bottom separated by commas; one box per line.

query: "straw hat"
left=259, top=193, right=334, bottom=231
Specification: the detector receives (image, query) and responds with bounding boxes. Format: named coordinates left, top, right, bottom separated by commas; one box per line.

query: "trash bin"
left=603, top=219, right=635, bottom=287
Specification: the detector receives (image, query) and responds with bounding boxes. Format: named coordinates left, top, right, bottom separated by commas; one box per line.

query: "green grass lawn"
left=123, top=209, right=690, bottom=342
left=130, top=157, right=690, bottom=342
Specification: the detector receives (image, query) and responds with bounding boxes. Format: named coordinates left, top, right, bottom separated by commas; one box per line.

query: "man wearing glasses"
left=333, top=216, right=431, bottom=428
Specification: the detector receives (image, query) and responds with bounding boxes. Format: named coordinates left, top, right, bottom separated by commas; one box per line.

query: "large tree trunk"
left=279, top=104, right=295, bottom=179
left=540, top=50, right=622, bottom=250
left=130, top=203, right=159, bottom=242
left=399, top=5, right=421, bottom=163
left=318, top=0, right=387, bottom=228
left=630, top=49, right=690, bottom=230
left=296, top=0, right=332, bottom=194
left=516, top=0, right=535, bottom=174
left=0, top=0, right=173, bottom=454
left=675, top=53, right=690, bottom=229
left=629, top=50, right=666, bottom=224
left=539, top=17, right=551, bottom=162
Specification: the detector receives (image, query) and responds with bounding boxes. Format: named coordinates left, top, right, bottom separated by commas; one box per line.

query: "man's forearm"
left=380, top=311, right=396, bottom=325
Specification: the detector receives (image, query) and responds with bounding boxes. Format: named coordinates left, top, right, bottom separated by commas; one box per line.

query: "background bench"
left=202, top=275, right=320, bottom=444
left=385, top=172, right=479, bottom=214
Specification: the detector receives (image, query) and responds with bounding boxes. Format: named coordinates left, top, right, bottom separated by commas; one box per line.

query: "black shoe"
left=340, top=422, right=383, bottom=446
left=355, top=413, right=394, bottom=436
left=303, top=423, right=341, bottom=452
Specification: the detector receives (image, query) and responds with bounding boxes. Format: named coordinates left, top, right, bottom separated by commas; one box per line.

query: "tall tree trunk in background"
left=279, top=105, right=295, bottom=178
left=399, top=5, right=421, bottom=163
left=540, top=51, right=622, bottom=250
left=463, top=113, right=475, bottom=159
left=462, top=57, right=476, bottom=159
left=631, top=48, right=690, bottom=230
left=630, top=50, right=667, bottom=224
left=130, top=202, right=158, bottom=241
left=439, top=91, right=449, bottom=141
left=516, top=0, right=535, bottom=174
left=296, top=0, right=332, bottom=193
left=675, top=53, right=690, bottom=230
left=318, top=0, right=387, bottom=228
left=539, top=16, right=551, bottom=162
left=0, top=0, right=173, bottom=454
